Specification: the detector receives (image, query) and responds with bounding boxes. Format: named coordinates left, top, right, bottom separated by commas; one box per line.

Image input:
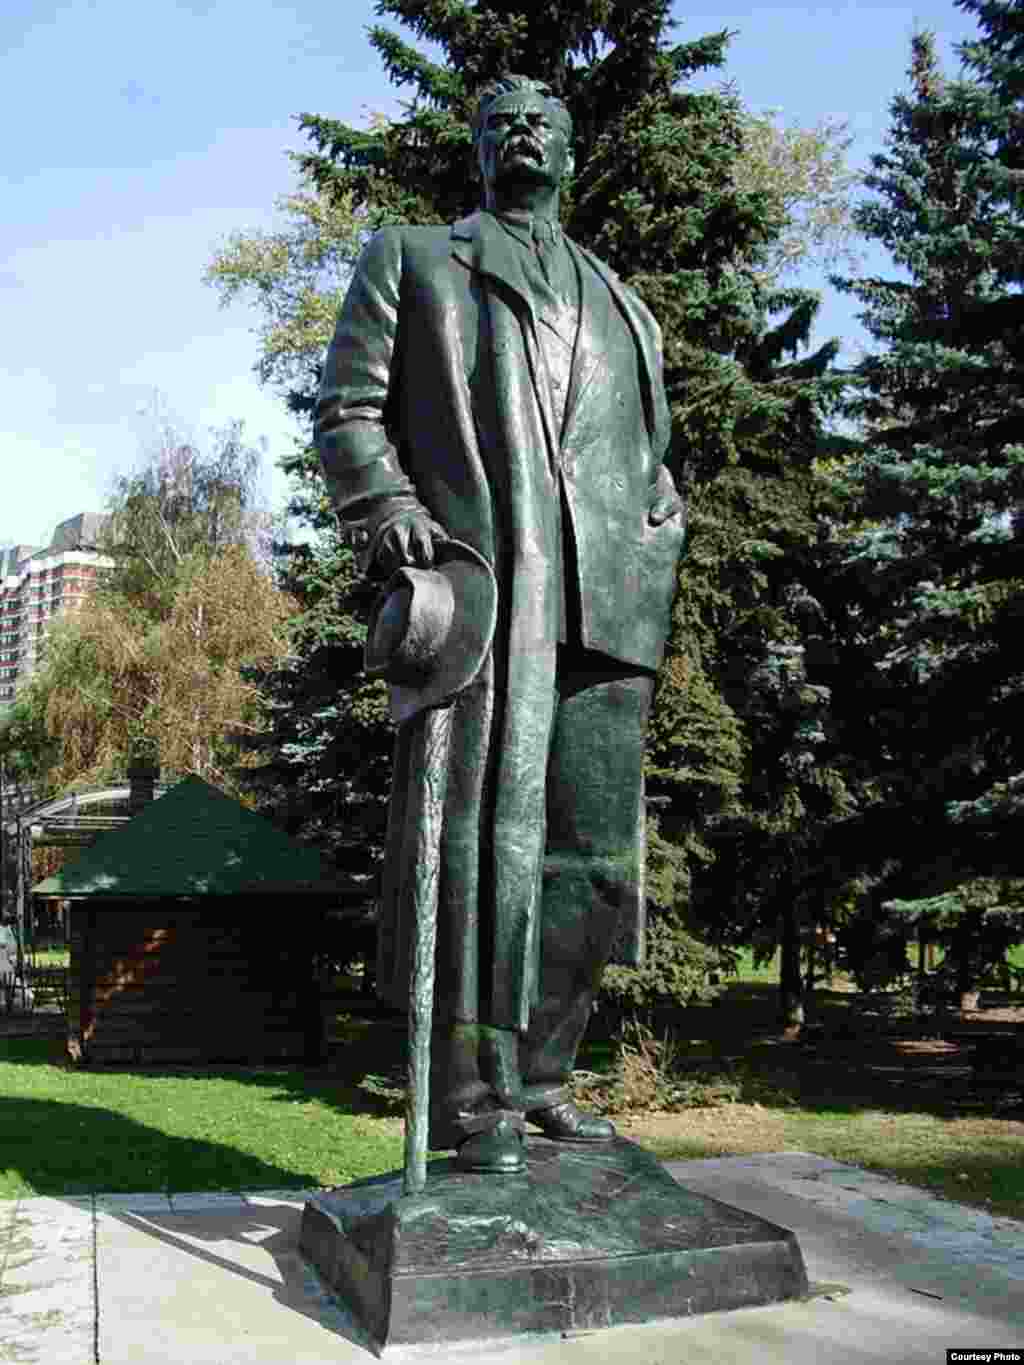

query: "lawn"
left=593, top=978, right=1024, bottom=1221
left=2, top=980, right=1021, bottom=1218
left=30, top=947, right=71, bottom=969
left=622, top=1103, right=1024, bottom=1219
left=728, top=942, right=1024, bottom=984
left=0, top=1031, right=405, bottom=1200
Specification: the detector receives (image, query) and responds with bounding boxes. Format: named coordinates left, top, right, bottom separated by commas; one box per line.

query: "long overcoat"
left=315, top=210, right=685, bottom=1031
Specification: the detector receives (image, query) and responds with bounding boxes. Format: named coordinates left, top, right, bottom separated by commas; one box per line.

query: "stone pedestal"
left=299, top=1136, right=808, bottom=1352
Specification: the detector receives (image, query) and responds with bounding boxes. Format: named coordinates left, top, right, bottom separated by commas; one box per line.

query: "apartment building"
left=0, top=513, right=113, bottom=710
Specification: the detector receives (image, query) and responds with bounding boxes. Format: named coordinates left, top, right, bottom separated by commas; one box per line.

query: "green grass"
left=728, top=947, right=781, bottom=983
left=0, top=1034, right=405, bottom=1200
left=725, top=946, right=845, bottom=985
left=585, top=978, right=1024, bottom=1220
left=30, top=948, right=70, bottom=969
left=729, top=941, right=1024, bottom=983
left=3, top=988, right=1022, bottom=1219
left=629, top=1104, right=1024, bottom=1218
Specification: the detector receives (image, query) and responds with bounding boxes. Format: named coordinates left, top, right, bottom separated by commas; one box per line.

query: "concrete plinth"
left=299, top=1136, right=808, bottom=1352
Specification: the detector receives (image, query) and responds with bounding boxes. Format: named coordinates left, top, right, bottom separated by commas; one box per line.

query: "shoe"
left=526, top=1100, right=616, bottom=1142
left=455, top=1117, right=526, bottom=1174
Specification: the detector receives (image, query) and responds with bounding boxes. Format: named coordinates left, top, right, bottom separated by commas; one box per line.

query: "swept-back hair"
left=471, top=74, right=572, bottom=144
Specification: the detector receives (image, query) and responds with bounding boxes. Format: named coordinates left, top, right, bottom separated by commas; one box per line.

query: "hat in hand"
left=365, top=539, right=498, bottom=725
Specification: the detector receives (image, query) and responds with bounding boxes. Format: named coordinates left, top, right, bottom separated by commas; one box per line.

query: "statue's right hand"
left=374, top=511, right=448, bottom=576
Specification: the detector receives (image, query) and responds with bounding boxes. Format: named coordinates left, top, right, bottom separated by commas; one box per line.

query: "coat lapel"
left=569, top=242, right=670, bottom=459
left=451, top=211, right=535, bottom=314
left=560, top=241, right=605, bottom=434
left=450, top=213, right=669, bottom=462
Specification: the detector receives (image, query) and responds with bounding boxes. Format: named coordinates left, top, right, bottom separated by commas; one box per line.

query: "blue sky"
left=1, top=0, right=981, bottom=550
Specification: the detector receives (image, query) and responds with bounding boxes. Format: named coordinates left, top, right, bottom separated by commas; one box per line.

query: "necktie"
left=532, top=219, right=558, bottom=288
left=533, top=220, right=576, bottom=308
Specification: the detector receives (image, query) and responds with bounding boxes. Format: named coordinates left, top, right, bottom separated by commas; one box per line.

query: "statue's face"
left=476, top=91, right=571, bottom=196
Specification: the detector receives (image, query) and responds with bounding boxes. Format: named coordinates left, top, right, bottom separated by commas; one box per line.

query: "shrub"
left=571, top=1015, right=799, bottom=1115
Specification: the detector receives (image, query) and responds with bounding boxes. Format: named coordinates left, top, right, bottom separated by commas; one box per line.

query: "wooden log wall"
left=68, top=900, right=324, bottom=1065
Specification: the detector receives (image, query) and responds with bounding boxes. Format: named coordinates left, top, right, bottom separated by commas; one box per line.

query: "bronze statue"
left=316, top=74, right=685, bottom=1176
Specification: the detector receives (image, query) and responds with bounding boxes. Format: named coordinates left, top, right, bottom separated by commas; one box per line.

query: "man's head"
left=473, top=74, right=573, bottom=203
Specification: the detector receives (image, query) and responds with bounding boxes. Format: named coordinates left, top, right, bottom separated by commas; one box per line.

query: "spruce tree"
left=822, top=25, right=1024, bottom=1004
left=241, top=1, right=848, bottom=1013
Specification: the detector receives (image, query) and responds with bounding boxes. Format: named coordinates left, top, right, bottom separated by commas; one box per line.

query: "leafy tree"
left=18, top=545, right=294, bottom=794
left=738, top=110, right=861, bottom=286
left=6, top=413, right=295, bottom=796
left=204, top=187, right=367, bottom=418
left=235, top=530, right=391, bottom=874
left=0, top=696, right=59, bottom=791
left=819, top=22, right=1024, bottom=1007
left=102, top=396, right=278, bottom=610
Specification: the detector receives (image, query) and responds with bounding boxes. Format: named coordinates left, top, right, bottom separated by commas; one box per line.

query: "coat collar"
left=451, top=210, right=536, bottom=313
left=451, top=210, right=626, bottom=313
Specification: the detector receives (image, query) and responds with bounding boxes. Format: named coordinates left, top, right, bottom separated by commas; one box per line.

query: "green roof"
left=32, top=776, right=344, bottom=898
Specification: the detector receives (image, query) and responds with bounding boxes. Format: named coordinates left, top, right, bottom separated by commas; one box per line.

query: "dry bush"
left=571, top=1014, right=799, bottom=1116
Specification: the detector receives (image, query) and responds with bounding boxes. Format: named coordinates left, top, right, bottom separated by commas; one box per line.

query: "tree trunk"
left=822, top=927, right=835, bottom=985
left=954, top=921, right=979, bottom=1012
left=803, top=925, right=817, bottom=1008
left=778, top=904, right=804, bottom=1027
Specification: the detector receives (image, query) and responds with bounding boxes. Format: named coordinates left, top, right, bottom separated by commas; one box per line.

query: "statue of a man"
left=316, top=74, right=685, bottom=1174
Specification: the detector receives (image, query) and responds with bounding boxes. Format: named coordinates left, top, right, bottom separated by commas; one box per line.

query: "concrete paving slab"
left=242, top=1189, right=318, bottom=1210
left=11, top=1196, right=95, bottom=1217
left=95, top=1200, right=360, bottom=1365
left=381, top=1290, right=1021, bottom=1364
left=663, top=1155, right=1024, bottom=1322
left=94, top=1193, right=172, bottom=1215
left=2, top=1155, right=1022, bottom=1362
left=0, top=1195, right=95, bottom=1365
left=167, top=1191, right=247, bottom=1214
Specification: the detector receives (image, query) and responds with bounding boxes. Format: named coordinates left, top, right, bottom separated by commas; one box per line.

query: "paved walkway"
left=1, top=1152, right=1021, bottom=1363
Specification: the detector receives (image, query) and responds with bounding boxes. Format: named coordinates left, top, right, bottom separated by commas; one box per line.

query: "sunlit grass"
left=30, top=947, right=71, bottom=969
left=622, top=1104, right=1024, bottom=1220
left=4, top=974, right=1022, bottom=1221
left=0, top=1037, right=403, bottom=1200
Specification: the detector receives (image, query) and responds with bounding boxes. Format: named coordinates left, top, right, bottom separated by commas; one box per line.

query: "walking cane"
left=402, top=701, right=455, bottom=1196
left=365, top=539, right=495, bottom=1198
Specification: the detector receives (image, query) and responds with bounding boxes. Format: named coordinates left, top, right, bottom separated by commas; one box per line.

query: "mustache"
left=503, top=139, right=543, bottom=162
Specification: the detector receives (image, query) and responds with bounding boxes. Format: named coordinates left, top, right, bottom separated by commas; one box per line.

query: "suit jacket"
left=315, top=210, right=684, bottom=673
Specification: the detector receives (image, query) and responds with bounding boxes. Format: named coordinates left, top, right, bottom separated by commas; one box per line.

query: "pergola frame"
left=1, top=781, right=171, bottom=954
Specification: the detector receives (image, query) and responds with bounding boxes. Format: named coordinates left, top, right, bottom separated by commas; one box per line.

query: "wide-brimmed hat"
left=365, top=539, right=498, bottom=725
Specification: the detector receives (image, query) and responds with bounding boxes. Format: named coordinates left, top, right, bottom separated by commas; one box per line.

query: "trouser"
left=429, top=649, right=655, bottom=1149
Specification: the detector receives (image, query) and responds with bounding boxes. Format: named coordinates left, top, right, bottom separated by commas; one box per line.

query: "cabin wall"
left=68, top=900, right=324, bottom=1065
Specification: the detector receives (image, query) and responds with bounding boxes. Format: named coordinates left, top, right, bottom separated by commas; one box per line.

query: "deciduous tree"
left=22, top=545, right=294, bottom=794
